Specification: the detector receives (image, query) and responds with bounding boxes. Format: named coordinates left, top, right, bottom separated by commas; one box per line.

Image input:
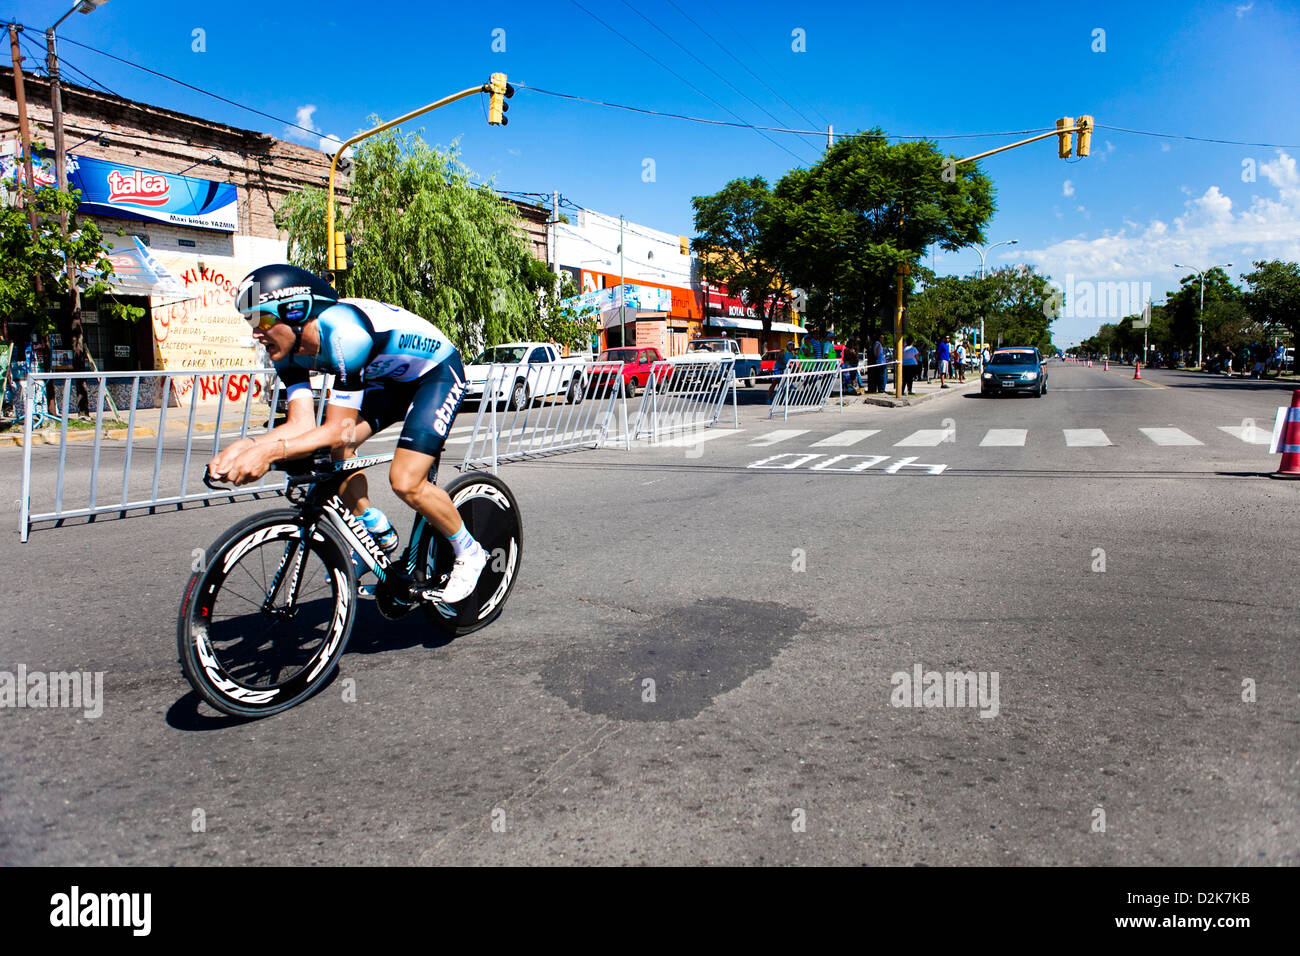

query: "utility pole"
left=7, top=24, right=42, bottom=271
left=46, top=2, right=112, bottom=324
left=619, top=214, right=628, bottom=348
left=551, top=190, right=560, bottom=277
left=826, top=124, right=833, bottom=150
left=894, top=263, right=908, bottom=398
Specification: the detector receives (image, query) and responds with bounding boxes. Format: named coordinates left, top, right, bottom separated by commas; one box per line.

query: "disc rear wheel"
left=416, top=473, right=523, bottom=635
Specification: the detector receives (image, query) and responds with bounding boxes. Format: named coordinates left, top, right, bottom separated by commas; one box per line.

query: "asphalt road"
left=1, top=361, right=1296, bottom=865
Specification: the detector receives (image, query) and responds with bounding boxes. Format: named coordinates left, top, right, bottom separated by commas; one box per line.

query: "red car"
left=586, top=347, right=670, bottom=397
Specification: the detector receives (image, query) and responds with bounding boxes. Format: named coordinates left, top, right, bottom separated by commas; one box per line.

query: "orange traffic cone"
left=1270, top=390, right=1300, bottom=479
left=1133, top=361, right=1141, bottom=380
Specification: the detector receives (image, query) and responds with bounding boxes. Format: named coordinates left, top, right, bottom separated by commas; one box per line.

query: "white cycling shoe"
left=438, top=543, right=487, bottom=604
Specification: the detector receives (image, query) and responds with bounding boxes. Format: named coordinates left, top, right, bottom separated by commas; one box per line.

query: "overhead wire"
left=567, top=0, right=813, bottom=167
left=616, top=0, right=821, bottom=163
left=661, top=0, right=830, bottom=133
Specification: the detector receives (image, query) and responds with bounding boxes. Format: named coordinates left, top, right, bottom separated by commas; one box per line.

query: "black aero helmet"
left=236, top=264, right=338, bottom=328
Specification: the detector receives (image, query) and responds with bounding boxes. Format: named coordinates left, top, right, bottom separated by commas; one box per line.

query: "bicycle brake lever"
left=203, top=466, right=232, bottom=491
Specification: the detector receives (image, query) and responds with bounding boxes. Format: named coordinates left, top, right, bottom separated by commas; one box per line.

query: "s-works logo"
left=106, top=169, right=170, bottom=207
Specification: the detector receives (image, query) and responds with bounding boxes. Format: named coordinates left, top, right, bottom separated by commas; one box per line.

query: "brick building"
left=1, top=65, right=550, bottom=382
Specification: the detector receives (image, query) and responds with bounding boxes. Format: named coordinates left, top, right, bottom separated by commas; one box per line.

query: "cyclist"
left=207, top=263, right=486, bottom=604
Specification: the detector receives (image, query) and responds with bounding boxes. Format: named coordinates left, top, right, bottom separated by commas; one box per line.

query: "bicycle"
left=178, top=451, right=523, bottom=718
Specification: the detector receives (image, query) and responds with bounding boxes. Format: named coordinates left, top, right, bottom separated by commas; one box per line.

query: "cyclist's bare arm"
left=209, top=395, right=364, bottom=486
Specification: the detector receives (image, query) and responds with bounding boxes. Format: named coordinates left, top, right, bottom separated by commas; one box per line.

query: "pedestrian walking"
left=954, top=342, right=967, bottom=383
left=936, top=335, right=952, bottom=388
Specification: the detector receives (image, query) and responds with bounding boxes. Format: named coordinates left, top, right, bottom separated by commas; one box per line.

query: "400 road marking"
left=747, top=453, right=947, bottom=475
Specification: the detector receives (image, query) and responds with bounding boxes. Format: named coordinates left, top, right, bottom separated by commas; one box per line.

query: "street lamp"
left=976, top=239, right=1019, bottom=355
left=47, top=0, right=111, bottom=323
left=1173, top=262, right=1232, bottom=369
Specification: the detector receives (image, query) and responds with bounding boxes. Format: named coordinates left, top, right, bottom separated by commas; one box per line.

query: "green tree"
left=1242, top=259, right=1300, bottom=346
left=691, top=176, right=789, bottom=344
left=0, top=182, right=143, bottom=335
left=275, top=127, right=561, bottom=352
left=765, top=130, right=995, bottom=342
left=978, top=265, right=1058, bottom=351
left=520, top=257, right=598, bottom=353
left=1164, top=267, right=1240, bottom=357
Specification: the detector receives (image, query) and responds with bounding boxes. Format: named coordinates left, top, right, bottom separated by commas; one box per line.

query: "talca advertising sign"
left=34, top=152, right=239, bottom=232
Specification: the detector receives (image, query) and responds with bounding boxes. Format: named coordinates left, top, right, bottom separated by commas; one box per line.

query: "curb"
left=860, top=382, right=978, bottom=408
left=0, top=426, right=160, bottom=446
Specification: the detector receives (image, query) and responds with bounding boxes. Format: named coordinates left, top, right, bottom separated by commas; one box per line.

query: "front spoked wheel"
left=414, top=473, right=523, bottom=635
left=178, top=509, right=357, bottom=718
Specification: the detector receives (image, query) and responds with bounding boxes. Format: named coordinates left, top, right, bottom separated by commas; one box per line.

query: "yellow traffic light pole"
left=325, top=74, right=513, bottom=280
left=955, top=115, right=1094, bottom=166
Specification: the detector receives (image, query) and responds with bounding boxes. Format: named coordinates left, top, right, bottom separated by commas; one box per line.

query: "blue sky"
left=9, top=0, right=1300, bottom=344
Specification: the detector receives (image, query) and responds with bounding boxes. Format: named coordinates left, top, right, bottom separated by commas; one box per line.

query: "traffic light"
left=1076, top=115, right=1094, bottom=157
left=488, top=72, right=514, bottom=126
left=332, top=230, right=354, bottom=272
left=1056, top=117, right=1074, bottom=159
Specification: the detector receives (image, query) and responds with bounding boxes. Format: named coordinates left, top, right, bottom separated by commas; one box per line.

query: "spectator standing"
left=936, top=335, right=952, bottom=388
left=769, top=339, right=796, bottom=400
left=70, top=319, right=90, bottom=416
left=954, top=342, right=967, bottom=383
left=901, top=337, right=920, bottom=395
left=871, top=335, right=886, bottom=393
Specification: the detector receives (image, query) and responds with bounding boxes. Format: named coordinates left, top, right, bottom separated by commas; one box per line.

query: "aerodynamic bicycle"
left=178, top=452, right=522, bottom=718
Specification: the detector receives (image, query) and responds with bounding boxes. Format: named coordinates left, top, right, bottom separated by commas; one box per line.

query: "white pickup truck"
left=463, top=342, right=588, bottom=411
left=669, top=337, right=764, bottom=386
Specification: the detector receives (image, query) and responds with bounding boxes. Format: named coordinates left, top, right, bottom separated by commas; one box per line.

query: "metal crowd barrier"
left=14, top=368, right=329, bottom=542
left=767, top=359, right=844, bottom=419
left=633, top=357, right=738, bottom=443
left=460, top=360, right=630, bottom=474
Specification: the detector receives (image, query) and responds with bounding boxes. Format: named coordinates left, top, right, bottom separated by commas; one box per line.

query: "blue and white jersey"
left=275, top=298, right=458, bottom=408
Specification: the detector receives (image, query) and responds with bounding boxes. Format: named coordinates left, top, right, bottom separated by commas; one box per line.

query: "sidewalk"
left=858, top=370, right=979, bottom=407
left=0, top=396, right=277, bottom=447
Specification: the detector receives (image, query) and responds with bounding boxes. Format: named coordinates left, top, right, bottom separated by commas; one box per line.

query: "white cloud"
left=1022, top=152, right=1300, bottom=337
left=1063, top=180, right=1075, bottom=197
left=285, top=104, right=354, bottom=159
left=1236, top=2, right=1253, bottom=17
left=1160, top=142, right=1171, bottom=152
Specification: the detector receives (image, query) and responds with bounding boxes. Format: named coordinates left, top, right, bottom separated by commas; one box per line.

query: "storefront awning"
left=707, top=315, right=762, bottom=331
left=91, top=237, right=188, bottom=297
left=707, top=316, right=806, bottom=335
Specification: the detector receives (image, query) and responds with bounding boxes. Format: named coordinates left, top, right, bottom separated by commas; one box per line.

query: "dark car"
left=981, top=348, right=1047, bottom=397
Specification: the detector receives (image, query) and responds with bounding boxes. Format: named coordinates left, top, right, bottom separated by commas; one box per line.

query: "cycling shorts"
left=332, top=353, right=466, bottom=457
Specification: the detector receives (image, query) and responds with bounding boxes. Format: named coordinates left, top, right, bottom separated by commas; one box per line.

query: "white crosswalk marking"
left=644, top=429, right=743, bottom=447
left=1063, top=428, right=1111, bottom=447
left=810, top=429, right=880, bottom=447
left=1140, top=427, right=1202, bottom=446
left=1218, top=425, right=1272, bottom=445
left=895, top=429, right=951, bottom=447
left=749, top=429, right=809, bottom=446
left=980, top=428, right=1027, bottom=447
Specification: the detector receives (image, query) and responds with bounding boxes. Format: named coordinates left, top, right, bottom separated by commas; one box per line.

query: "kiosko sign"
left=67, top=153, right=238, bottom=232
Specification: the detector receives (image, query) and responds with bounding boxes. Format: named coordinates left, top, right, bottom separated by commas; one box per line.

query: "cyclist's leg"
left=387, top=360, right=484, bottom=601
left=323, top=400, right=373, bottom=515
left=387, top=360, right=466, bottom=537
